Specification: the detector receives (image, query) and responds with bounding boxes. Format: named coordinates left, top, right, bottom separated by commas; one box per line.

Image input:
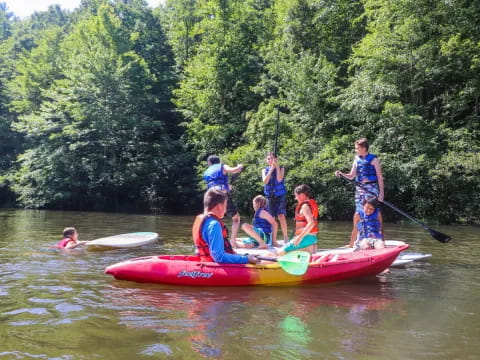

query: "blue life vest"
left=253, top=208, right=272, bottom=234
left=204, top=163, right=230, bottom=192
left=357, top=208, right=382, bottom=239
left=355, top=153, right=378, bottom=182
left=263, top=167, right=287, bottom=197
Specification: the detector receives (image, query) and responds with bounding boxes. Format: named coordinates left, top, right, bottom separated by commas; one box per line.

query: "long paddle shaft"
left=274, top=105, right=280, bottom=157
left=267, top=106, right=281, bottom=194
left=339, top=175, right=451, bottom=243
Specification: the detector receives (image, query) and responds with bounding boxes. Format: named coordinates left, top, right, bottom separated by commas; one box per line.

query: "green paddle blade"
left=277, top=251, right=311, bottom=275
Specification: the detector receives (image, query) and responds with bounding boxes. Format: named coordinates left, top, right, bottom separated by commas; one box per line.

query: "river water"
left=0, top=209, right=478, bottom=359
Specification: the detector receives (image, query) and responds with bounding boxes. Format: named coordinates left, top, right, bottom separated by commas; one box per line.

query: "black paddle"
left=274, top=105, right=280, bottom=157
left=339, top=174, right=451, bottom=243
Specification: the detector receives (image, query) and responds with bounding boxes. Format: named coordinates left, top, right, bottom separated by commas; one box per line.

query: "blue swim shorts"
left=267, top=194, right=287, bottom=217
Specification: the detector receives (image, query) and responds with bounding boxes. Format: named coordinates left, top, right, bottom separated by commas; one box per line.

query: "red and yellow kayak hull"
left=105, top=244, right=408, bottom=286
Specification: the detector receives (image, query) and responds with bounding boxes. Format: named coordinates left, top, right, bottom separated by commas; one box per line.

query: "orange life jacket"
left=192, top=213, right=234, bottom=262
left=294, top=199, right=319, bottom=235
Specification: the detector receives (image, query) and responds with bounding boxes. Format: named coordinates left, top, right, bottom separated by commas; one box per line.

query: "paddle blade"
left=277, top=251, right=311, bottom=276
left=428, top=228, right=451, bottom=243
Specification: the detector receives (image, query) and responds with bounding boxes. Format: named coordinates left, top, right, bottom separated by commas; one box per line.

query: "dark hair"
left=207, top=155, right=220, bottom=165
left=63, top=227, right=76, bottom=238
left=204, top=188, right=227, bottom=210
left=362, top=197, right=378, bottom=208
left=355, top=138, right=369, bottom=151
left=294, top=184, right=312, bottom=198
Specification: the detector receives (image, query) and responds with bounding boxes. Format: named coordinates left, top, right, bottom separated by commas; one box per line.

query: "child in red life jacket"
left=56, top=227, right=88, bottom=249
left=277, top=184, right=319, bottom=256
left=236, top=195, right=278, bottom=249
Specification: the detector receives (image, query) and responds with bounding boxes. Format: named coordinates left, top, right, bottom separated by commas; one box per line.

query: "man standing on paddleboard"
left=335, top=138, right=385, bottom=212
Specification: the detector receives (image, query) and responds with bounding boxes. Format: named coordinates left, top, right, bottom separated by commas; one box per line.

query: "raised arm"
left=223, top=164, right=244, bottom=174
left=262, top=167, right=274, bottom=184
left=335, top=160, right=357, bottom=180
left=275, top=165, right=285, bottom=182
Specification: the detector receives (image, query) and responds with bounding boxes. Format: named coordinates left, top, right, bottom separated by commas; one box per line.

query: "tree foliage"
left=0, top=0, right=477, bottom=223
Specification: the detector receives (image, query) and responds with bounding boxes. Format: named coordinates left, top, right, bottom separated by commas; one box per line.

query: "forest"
left=0, top=0, right=478, bottom=224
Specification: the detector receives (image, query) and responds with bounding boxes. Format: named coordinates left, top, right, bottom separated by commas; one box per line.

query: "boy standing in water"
left=262, top=153, right=288, bottom=243
left=335, top=138, right=384, bottom=212
left=203, top=155, right=243, bottom=245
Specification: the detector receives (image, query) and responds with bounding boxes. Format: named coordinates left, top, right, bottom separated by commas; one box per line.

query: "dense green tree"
left=172, top=0, right=271, bottom=158
left=0, top=0, right=477, bottom=222
left=226, top=0, right=366, bottom=218
left=10, top=2, right=184, bottom=211
left=337, top=0, right=480, bottom=222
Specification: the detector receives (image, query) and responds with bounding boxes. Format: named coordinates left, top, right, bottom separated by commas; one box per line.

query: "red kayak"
left=105, top=244, right=408, bottom=286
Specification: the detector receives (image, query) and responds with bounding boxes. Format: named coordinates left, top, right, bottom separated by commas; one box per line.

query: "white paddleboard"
left=86, top=232, right=158, bottom=249
left=390, top=258, right=414, bottom=267
left=397, top=252, right=432, bottom=262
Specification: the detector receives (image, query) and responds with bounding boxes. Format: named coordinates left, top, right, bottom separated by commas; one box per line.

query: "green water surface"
left=0, top=209, right=478, bottom=359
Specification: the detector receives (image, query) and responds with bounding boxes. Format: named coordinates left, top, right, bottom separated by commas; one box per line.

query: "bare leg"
left=241, top=223, right=267, bottom=249
left=360, top=239, right=375, bottom=250
left=235, top=239, right=254, bottom=248
left=277, top=214, right=288, bottom=244
left=303, top=244, right=316, bottom=255
left=375, top=240, right=385, bottom=249
left=230, top=212, right=241, bottom=246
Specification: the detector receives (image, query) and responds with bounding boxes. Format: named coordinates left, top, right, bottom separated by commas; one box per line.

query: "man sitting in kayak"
left=349, top=198, right=385, bottom=250
left=278, top=184, right=319, bottom=256
left=193, top=189, right=260, bottom=264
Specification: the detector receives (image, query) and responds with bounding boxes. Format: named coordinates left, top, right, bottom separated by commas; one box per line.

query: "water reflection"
left=103, top=278, right=400, bottom=358
left=2, top=209, right=479, bottom=359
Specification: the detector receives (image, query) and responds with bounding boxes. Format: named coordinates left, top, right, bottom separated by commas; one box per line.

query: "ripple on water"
left=54, top=302, right=84, bottom=313
left=28, top=297, right=63, bottom=305
left=0, top=351, right=72, bottom=359
left=4, top=307, right=50, bottom=316
left=141, top=343, right=173, bottom=356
